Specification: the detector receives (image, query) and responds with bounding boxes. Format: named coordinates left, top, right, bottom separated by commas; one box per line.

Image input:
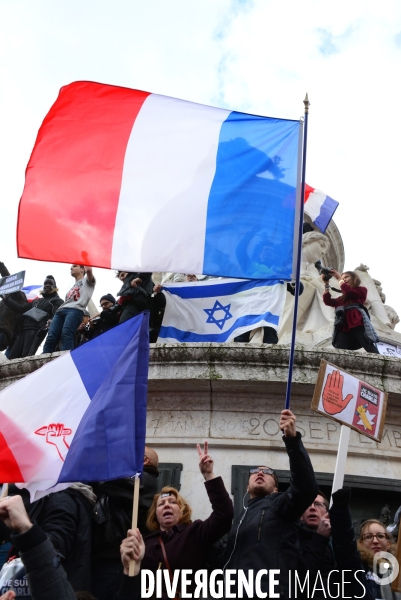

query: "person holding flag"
left=123, top=441, right=233, bottom=599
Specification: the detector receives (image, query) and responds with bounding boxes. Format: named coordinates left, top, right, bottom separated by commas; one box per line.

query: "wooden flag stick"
left=128, top=475, right=140, bottom=577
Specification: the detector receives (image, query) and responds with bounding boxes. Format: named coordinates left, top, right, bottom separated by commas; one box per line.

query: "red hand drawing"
left=35, top=423, right=72, bottom=461
left=322, top=370, right=353, bottom=415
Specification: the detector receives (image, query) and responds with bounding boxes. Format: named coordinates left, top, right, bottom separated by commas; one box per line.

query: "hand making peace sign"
left=197, top=441, right=216, bottom=482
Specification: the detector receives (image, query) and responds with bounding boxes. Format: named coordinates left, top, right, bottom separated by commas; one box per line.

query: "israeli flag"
left=158, top=279, right=287, bottom=343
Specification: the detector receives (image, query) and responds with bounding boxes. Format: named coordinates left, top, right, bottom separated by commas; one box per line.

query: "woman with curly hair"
left=322, top=269, right=379, bottom=353
left=120, top=442, right=233, bottom=599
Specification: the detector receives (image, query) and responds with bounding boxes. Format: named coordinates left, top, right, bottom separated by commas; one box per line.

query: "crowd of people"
left=0, top=258, right=391, bottom=598
left=0, top=410, right=398, bottom=599
left=0, top=258, right=383, bottom=359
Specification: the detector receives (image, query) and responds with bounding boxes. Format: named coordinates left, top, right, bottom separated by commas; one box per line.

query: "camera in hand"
left=315, top=260, right=334, bottom=282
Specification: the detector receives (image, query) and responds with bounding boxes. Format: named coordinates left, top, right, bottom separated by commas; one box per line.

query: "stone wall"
left=2, top=344, right=400, bottom=519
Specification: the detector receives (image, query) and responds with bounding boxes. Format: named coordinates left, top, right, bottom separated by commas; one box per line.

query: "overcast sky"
left=1, top=0, right=400, bottom=330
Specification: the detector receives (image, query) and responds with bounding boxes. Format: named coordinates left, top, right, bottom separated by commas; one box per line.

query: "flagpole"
left=284, top=94, right=309, bottom=410
left=128, top=475, right=141, bottom=577
left=329, top=424, right=351, bottom=507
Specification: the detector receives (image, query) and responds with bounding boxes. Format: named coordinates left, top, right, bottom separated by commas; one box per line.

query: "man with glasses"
left=223, top=409, right=318, bottom=599
left=298, top=491, right=335, bottom=599
left=301, top=492, right=330, bottom=531
left=84, top=294, right=121, bottom=341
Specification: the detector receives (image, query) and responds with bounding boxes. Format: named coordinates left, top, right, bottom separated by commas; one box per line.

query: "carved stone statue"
left=384, top=305, right=400, bottom=330
left=279, top=231, right=336, bottom=346
left=387, top=505, right=401, bottom=539
left=278, top=231, right=401, bottom=349
left=301, top=231, right=331, bottom=262
left=354, top=265, right=401, bottom=347
left=380, top=504, right=391, bottom=527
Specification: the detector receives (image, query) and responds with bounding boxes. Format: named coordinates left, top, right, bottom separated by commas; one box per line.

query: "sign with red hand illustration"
left=311, top=360, right=387, bottom=442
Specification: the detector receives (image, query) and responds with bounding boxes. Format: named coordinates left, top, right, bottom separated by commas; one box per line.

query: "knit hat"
left=100, top=293, right=116, bottom=304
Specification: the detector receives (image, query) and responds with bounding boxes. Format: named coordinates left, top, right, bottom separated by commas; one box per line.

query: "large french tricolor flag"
left=0, top=313, right=149, bottom=500
left=17, top=81, right=301, bottom=281
left=304, top=184, right=339, bottom=233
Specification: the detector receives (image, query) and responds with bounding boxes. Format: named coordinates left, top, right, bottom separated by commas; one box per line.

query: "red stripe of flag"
left=0, top=431, right=24, bottom=482
left=17, top=82, right=150, bottom=268
left=304, top=183, right=314, bottom=203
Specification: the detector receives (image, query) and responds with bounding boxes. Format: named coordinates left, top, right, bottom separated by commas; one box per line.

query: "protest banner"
left=0, top=270, right=25, bottom=295
left=311, top=359, right=387, bottom=442
left=311, top=359, right=388, bottom=499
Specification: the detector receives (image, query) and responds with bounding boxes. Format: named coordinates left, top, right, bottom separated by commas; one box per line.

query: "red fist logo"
left=35, top=423, right=72, bottom=461
left=322, top=370, right=353, bottom=415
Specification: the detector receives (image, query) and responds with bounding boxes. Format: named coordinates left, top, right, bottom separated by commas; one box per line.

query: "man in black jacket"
left=0, top=494, right=76, bottom=600
left=0, top=494, right=143, bottom=600
left=90, top=446, right=159, bottom=600
left=297, top=491, right=335, bottom=599
left=0, top=484, right=94, bottom=593
left=0, top=261, right=27, bottom=354
left=2, top=275, right=63, bottom=358
left=224, top=409, right=318, bottom=599
left=83, top=294, right=121, bottom=342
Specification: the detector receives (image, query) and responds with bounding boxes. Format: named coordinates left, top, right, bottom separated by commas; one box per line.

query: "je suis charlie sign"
left=311, top=359, right=387, bottom=442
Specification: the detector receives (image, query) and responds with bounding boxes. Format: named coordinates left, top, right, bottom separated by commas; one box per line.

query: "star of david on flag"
left=204, top=300, right=233, bottom=330
left=157, top=278, right=287, bottom=343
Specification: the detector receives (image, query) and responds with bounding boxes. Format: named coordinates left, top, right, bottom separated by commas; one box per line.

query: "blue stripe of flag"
left=203, top=112, right=300, bottom=280
left=158, top=311, right=280, bottom=343
left=164, top=279, right=284, bottom=299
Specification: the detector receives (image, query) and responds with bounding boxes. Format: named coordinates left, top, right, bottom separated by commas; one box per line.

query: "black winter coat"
left=141, top=476, right=234, bottom=599
left=297, top=522, right=336, bottom=599
left=117, top=273, right=153, bottom=311
left=0, top=261, right=26, bottom=347
left=329, top=504, right=384, bottom=600
left=91, top=466, right=159, bottom=562
left=2, top=292, right=63, bottom=330
left=2, top=486, right=93, bottom=593
left=11, top=523, right=76, bottom=600
left=224, top=433, right=318, bottom=599
left=87, top=305, right=122, bottom=340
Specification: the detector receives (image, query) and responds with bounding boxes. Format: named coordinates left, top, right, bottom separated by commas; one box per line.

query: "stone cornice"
left=1, top=344, right=400, bottom=399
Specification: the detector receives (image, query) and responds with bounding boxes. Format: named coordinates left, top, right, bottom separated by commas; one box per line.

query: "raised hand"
left=322, top=370, right=353, bottom=415
left=279, top=409, right=297, bottom=437
left=317, top=512, right=331, bottom=538
left=197, top=441, right=215, bottom=481
left=0, top=495, right=32, bottom=534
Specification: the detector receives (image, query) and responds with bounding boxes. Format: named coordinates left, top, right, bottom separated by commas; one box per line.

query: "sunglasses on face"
left=249, top=468, right=276, bottom=476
